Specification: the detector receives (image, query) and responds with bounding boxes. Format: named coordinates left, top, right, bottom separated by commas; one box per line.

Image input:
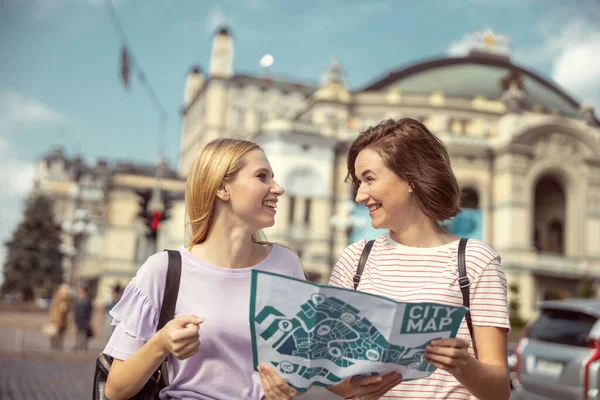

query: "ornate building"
left=33, top=148, right=185, bottom=300
left=35, top=28, right=600, bottom=318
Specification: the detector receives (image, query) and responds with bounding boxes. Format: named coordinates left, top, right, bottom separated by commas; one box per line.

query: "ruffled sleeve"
left=103, top=251, right=169, bottom=360
left=109, top=279, right=159, bottom=341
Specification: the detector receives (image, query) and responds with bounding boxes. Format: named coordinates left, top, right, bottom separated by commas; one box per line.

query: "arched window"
left=548, top=220, right=564, bottom=254
left=533, top=175, right=565, bottom=254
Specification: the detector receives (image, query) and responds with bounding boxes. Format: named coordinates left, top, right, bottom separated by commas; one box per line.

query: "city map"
left=250, top=270, right=468, bottom=392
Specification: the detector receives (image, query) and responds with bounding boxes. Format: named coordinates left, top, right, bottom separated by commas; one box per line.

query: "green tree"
left=1, top=193, right=64, bottom=301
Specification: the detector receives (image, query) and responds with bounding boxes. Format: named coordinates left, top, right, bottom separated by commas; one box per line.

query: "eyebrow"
left=255, top=167, right=274, bottom=178
left=360, top=169, right=376, bottom=178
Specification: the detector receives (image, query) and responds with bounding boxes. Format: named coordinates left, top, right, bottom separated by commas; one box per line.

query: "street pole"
left=144, top=112, right=168, bottom=258
left=329, top=141, right=344, bottom=268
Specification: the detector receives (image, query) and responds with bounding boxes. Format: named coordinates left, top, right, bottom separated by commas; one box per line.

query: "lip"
left=264, top=205, right=277, bottom=214
left=263, top=199, right=278, bottom=214
left=366, top=203, right=382, bottom=216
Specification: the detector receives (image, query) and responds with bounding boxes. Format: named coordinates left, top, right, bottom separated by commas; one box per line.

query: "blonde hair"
left=52, top=283, right=70, bottom=302
left=185, top=138, right=307, bottom=279
left=185, top=138, right=264, bottom=246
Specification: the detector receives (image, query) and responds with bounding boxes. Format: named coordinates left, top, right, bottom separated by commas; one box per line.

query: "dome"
left=361, top=55, right=582, bottom=117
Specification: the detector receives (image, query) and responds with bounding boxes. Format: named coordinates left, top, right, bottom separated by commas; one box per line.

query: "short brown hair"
left=346, top=118, right=461, bottom=221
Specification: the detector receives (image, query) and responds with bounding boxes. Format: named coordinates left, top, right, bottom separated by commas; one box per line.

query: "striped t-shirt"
left=328, top=233, right=510, bottom=400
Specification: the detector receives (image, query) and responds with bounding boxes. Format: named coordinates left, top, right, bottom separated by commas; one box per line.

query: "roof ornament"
left=580, top=103, right=600, bottom=127
left=468, top=29, right=511, bottom=58
left=321, top=58, right=346, bottom=87
left=500, top=69, right=526, bottom=114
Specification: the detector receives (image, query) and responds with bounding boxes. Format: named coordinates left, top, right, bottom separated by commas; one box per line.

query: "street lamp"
left=61, top=209, right=98, bottom=286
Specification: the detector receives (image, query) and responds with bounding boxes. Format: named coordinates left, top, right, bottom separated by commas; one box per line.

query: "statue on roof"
left=321, top=58, right=346, bottom=87
left=500, top=68, right=526, bottom=114
left=469, top=29, right=511, bottom=58
left=581, top=103, right=600, bottom=127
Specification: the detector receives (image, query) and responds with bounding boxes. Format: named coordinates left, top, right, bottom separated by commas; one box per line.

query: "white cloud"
left=0, top=90, right=62, bottom=283
left=447, top=33, right=477, bottom=56
left=0, top=138, right=34, bottom=198
left=549, top=21, right=600, bottom=106
left=0, top=137, right=35, bottom=285
left=512, top=8, right=600, bottom=109
left=0, top=90, right=65, bottom=135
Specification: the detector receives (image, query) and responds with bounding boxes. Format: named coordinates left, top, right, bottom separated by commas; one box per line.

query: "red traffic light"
left=151, top=211, right=163, bottom=231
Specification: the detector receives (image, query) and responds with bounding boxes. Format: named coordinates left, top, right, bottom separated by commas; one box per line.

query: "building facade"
left=33, top=149, right=185, bottom=301
left=35, top=28, right=600, bottom=318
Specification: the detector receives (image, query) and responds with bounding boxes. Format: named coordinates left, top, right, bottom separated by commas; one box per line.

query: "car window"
left=529, top=308, right=596, bottom=347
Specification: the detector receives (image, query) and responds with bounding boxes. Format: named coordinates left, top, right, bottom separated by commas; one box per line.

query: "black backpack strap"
left=157, top=250, right=182, bottom=331
left=151, top=249, right=182, bottom=384
left=458, top=238, right=477, bottom=358
left=353, top=240, right=374, bottom=290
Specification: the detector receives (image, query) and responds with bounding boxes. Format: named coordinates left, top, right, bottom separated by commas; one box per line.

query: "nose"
left=271, top=180, right=284, bottom=196
left=355, top=184, right=368, bottom=204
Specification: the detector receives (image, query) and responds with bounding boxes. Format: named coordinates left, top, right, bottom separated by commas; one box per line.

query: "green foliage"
left=508, top=281, right=526, bottom=328
left=576, top=278, right=596, bottom=299
left=1, top=193, right=64, bottom=301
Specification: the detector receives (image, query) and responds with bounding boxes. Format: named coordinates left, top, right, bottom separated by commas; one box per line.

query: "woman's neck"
left=188, top=216, right=267, bottom=269
left=389, top=213, right=458, bottom=248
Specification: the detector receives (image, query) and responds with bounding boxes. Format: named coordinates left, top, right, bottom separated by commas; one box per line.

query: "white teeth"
left=263, top=201, right=277, bottom=209
left=369, top=204, right=381, bottom=212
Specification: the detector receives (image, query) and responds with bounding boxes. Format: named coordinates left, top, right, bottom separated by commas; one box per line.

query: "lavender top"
left=104, top=244, right=305, bottom=400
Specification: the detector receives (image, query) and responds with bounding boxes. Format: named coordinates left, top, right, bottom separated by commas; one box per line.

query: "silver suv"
left=514, top=299, right=600, bottom=400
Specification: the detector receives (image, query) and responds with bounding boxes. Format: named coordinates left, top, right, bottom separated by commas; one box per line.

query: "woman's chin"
left=370, top=219, right=384, bottom=230
left=259, top=219, right=276, bottom=230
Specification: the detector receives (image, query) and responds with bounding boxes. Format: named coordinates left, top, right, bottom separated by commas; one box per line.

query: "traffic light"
left=135, top=189, right=155, bottom=239
left=162, top=193, right=173, bottom=223
left=150, top=210, right=163, bottom=239
left=135, top=189, right=151, bottom=221
left=136, top=189, right=175, bottom=240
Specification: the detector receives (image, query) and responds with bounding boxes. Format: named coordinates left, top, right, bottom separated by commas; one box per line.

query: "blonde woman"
left=103, top=139, right=305, bottom=400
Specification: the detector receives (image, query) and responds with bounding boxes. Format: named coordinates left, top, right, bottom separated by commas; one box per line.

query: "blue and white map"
left=250, top=270, right=468, bottom=392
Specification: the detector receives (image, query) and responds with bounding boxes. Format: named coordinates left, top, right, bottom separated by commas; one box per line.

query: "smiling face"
left=222, top=149, right=284, bottom=231
left=347, top=119, right=462, bottom=230
left=354, top=148, right=414, bottom=231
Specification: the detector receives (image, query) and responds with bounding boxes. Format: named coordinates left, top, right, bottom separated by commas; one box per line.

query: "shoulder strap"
left=150, top=249, right=182, bottom=385
left=458, top=238, right=477, bottom=358
left=157, top=250, right=182, bottom=331
left=354, top=240, right=375, bottom=290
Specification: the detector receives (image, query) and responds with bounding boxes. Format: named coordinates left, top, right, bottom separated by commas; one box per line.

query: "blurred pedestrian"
left=328, top=118, right=511, bottom=400
left=47, top=283, right=72, bottom=350
left=73, top=286, right=93, bottom=352
left=104, top=283, right=122, bottom=339
left=103, top=139, right=313, bottom=400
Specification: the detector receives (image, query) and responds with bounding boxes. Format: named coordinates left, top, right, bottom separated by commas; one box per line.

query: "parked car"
left=508, top=348, right=518, bottom=390
left=514, top=298, right=600, bottom=400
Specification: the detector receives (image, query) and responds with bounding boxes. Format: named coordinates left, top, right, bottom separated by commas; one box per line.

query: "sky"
left=0, top=0, right=599, bottom=274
